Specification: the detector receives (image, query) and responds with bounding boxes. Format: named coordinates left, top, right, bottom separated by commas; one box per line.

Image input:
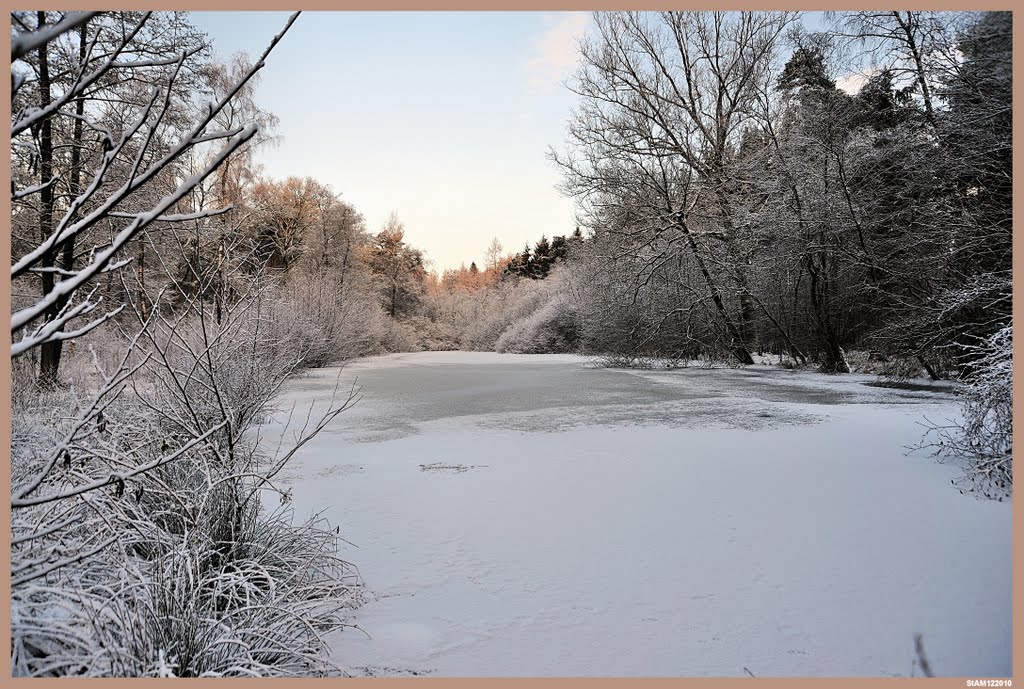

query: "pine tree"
left=532, top=235, right=552, bottom=278
left=776, top=44, right=835, bottom=92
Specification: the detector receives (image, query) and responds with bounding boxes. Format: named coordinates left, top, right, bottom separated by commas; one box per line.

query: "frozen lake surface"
left=256, top=351, right=1011, bottom=677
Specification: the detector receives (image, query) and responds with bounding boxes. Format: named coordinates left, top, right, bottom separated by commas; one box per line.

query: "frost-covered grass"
left=10, top=303, right=365, bottom=677
left=261, top=352, right=1011, bottom=678
left=921, top=325, right=1013, bottom=500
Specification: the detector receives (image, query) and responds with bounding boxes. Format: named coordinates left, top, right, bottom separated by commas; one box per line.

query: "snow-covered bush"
left=263, top=270, right=469, bottom=359
left=11, top=282, right=364, bottom=677
left=85, top=509, right=362, bottom=677
left=563, top=243, right=730, bottom=361
left=11, top=393, right=364, bottom=676
left=377, top=317, right=424, bottom=352
left=267, top=274, right=390, bottom=368
left=393, top=315, right=461, bottom=352
left=926, top=324, right=1012, bottom=499
left=9, top=13, right=367, bottom=677
left=460, top=274, right=562, bottom=351
left=495, top=292, right=580, bottom=354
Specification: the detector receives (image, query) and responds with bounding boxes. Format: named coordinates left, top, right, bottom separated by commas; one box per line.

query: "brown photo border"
left=1, top=2, right=1018, bottom=686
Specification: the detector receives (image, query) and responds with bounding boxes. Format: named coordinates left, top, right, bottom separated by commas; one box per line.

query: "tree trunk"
left=36, top=12, right=59, bottom=386
left=713, top=188, right=758, bottom=352
left=806, top=258, right=850, bottom=373
left=38, top=19, right=89, bottom=385
left=893, top=12, right=937, bottom=129
left=917, top=355, right=940, bottom=380
left=676, top=216, right=754, bottom=365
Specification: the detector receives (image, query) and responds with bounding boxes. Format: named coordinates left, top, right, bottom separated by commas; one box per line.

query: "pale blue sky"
left=190, top=12, right=834, bottom=272
left=190, top=11, right=590, bottom=271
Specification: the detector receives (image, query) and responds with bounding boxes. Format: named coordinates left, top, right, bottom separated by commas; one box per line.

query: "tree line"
left=11, top=10, right=1011, bottom=384
left=551, top=11, right=1009, bottom=380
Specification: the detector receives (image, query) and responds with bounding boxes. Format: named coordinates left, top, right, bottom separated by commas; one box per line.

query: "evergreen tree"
left=855, top=69, right=915, bottom=130
left=777, top=44, right=835, bottom=92
left=531, top=235, right=552, bottom=278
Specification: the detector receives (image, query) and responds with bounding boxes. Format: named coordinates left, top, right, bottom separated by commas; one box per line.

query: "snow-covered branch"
left=10, top=11, right=100, bottom=62
left=10, top=128, right=256, bottom=338
left=10, top=12, right=301, bottom=360
left=11, top=13, right=152, bottom=138
left=12, top=176, right=60, bottom=201
left=12, top=419, right=229, bottom=508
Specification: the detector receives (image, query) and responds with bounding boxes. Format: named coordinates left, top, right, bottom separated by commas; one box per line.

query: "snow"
left=255, top=351, right=1012, bottom=677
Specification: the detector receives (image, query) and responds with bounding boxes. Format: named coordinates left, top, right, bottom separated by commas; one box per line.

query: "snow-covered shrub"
left=495, top=292, right=580, bottom=353
left=10, top=348, right=42, bottom=413
left=267, top=273, right=390, bottom=368
left=844, top=349, right=949, bottom=380
left=593, top=353, right=656, bottom=369
left=378, top=316, right=425, bottom=352
left=11, top=284, right=364, bottom=677
left=460, top=301, right=513, bottom=351
left=563, top=244, right=726, bottom=361
left=11, top=412, right=364, bottom=677
left=394, top=315, right=461, bottom=352
left=460, top=274, right=561, bottom=351
left=110, top=298, right=301, bottom=447
left=925, top=324, right=1012, bottom=499
left=88, top=510, right=362, bottom=677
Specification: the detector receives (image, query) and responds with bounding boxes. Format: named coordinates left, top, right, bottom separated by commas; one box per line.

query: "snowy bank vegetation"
left=10, top=12, right=363, bottom=676
left=924, top=324, right=1013, bottom=500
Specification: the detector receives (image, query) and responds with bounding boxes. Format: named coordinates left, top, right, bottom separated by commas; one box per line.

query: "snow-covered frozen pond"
left=256, top=351, right=1011, bottom=677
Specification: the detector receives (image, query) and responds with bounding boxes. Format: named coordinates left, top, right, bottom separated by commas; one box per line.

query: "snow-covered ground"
left=255, top=351, right=1011, bottom=677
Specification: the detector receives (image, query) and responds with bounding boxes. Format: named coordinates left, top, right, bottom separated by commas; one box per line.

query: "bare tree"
left=10, top=12, right=298, bottom=380
left=484, top=237, right=504, bottom=271
left=553, top=11, right=797, bottom=364
left=828, top=11, right=961, bottom=129
left=10, top=12, right=370, bottom=677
